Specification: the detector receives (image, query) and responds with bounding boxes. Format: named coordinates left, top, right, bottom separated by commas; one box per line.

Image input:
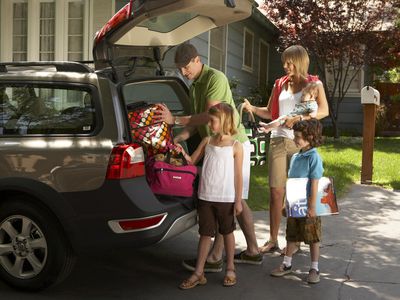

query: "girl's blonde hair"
left=208, top=103, right=237, bottom=136
left=281, top=45, right=310, bottom=80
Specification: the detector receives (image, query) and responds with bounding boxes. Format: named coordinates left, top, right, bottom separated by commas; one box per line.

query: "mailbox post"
left=360, top=86, right=380, bottom=184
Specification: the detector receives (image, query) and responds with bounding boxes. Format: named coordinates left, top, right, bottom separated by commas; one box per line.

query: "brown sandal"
left=259, top=240, right=280, bottom=254
left=179, top=272, right=207, bottom=290
left=223, top=269, right=236, bottom=287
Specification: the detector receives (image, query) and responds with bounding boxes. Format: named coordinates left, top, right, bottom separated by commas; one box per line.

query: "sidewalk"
left=231, top=183, right=400, bottom=300
left=167, top=183, right=400, bottom=300
left=130, top=183, right=400, bottom=300
left=2, top=184, right=398, bottom=300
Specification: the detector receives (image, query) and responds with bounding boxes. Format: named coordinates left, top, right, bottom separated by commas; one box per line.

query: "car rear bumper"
left=61, top=176, right=197, bottom=252
left=157, top=209, right=197, bottom=243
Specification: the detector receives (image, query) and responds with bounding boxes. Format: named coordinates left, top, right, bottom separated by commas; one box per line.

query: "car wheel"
left=0, top=197, right=76, bottom=291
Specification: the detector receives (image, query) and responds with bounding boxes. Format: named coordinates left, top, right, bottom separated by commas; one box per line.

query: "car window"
left=0, top=85, right=96, bottom=135
left=122, top=81, right=185, bottom=112
left=121, top=79, right=194, bottom=153
left=137, top=12, right=198, bottom=33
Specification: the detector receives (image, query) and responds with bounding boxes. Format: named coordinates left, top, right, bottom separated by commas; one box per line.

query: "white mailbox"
left=361, top=86, right=380, bottom=105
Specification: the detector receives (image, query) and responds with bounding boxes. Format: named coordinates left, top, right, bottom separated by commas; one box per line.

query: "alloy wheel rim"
left=0, top=215, right=48, bottom=279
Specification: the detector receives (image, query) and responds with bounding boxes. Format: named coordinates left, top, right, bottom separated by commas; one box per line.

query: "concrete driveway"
left=0, top=184, right=399, bottom=299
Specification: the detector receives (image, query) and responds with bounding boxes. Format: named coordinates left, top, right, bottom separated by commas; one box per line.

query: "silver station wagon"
left=0, top=0, right=253, bottom=291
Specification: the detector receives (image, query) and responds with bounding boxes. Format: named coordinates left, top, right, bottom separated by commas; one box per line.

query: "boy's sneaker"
left=270, top=264, right=292, bottom=277
left=182, top=258, right=223, bottom=273
left=307, top=268, right=320, bottom=284
left=233, top=250, right=263, bottom=265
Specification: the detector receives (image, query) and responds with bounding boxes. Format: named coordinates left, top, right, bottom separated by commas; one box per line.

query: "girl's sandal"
left=179, top=272, right=207, bottom=290
left=223, top=269, right=236, bottom=287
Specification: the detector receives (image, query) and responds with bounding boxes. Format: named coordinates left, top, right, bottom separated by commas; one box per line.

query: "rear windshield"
left=0, top=84, right=96, bottom=135
left=137, top=12, right=198, bottom=33
left=122, top=80, right=187, bottom=113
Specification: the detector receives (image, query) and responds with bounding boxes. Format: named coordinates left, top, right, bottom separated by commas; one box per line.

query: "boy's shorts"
left=268, top=137, right=299, bottom=188
left=197, top=200, right=236, bottom=236
left=286, top=216, right=322, bottom=244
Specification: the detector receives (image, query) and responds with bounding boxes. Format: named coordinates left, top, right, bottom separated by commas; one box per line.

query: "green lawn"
left=247, top=137, right=400, bottom=211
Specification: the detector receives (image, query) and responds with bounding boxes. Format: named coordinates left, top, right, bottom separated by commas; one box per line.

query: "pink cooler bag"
left=146, top=152, right=197, bottom=197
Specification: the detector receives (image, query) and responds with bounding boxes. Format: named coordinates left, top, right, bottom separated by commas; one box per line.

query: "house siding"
left=187, top=17, right=281, bottom=106
left=321, top=68, right=374, bottom=134
left=0, top=0, right=367, bottom=133
left=336, top=98, right=363, bottom=133
left=92, top=0, right=114, bottom=42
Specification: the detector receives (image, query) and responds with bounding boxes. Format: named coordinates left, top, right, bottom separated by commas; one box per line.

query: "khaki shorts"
left=268, top=137, right=299, bottom=188
left=197, top=200, right=236, bottom=236
left=286, top=217, right=322, bottom=244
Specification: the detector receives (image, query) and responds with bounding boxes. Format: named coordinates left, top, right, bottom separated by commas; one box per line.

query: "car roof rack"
left=0, top=61, right=93, bottom=73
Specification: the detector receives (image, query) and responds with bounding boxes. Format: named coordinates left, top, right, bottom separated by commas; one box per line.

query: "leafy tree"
left=261, top=0, right=400, bottom=137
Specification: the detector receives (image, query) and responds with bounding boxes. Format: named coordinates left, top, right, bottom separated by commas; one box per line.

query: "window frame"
left=0, top=81, right=102, bottom=137
left=0, top=0, right=89, bottom=62
left=12, top=0, right=28, bottom=61
left=242, top=27, right=254, bottom=73
left=64, top=0, right=88, bottom=61
left=208, top=25, right=227, bottom=73
left=258, top=39, right=269, bottom=90
left=39, top=1, right=56, bottom=61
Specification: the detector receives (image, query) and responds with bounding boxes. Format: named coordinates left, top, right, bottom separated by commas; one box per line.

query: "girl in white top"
left=179, top=103, right=243, bottom=289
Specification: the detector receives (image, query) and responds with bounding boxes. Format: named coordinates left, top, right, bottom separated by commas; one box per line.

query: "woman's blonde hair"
left=208, top=103, right=237, bottom=136
left=281, top=45, right=310, bottom=80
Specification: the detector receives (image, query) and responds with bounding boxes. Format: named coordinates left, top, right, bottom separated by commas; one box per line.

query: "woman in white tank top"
left=240, top=45, right=329, bottom=256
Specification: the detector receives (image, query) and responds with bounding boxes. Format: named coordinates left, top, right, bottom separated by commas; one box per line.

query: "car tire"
left=0, top=197, right=76, bottom=291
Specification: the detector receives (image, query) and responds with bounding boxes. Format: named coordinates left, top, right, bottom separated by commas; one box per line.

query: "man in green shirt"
left=157, top=43, right=262, bottom=271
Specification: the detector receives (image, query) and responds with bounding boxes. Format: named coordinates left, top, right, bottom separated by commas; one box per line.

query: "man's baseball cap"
left=174, top=43, right=199, bottom=68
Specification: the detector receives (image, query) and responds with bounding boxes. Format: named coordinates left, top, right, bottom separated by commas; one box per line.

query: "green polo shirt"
left=190, top=64, right=248, bottom=143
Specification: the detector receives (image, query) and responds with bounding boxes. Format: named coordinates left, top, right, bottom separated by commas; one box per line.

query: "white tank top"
left=270, top=88, right=302, bottom=140
left=271, top=81, right=322, bottom=140
left=198, top=139, right=237, bottom=203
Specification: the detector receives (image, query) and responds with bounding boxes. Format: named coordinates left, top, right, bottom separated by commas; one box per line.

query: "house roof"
left=251, top=1, right=279, bottom=36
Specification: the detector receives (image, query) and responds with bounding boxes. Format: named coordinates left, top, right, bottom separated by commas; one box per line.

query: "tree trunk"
left=333, top=122, right=340, bottom=139
left=329, top=114, right=340, bottom=139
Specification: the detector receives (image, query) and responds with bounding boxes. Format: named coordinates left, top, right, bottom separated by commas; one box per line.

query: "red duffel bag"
left=146, top=152, right=197, bottom=197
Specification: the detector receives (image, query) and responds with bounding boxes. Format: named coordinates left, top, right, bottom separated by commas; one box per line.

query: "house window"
left=68, top=1, right=84, bottom=61
left=40, top=2, right=55, bottom=61
left=13, top=1, right=28, bottom=61
left=259, top=39, right=269, bottom=94
left=242, top=27, right=254, bottom=72
left=1, top=0, right=88, bottom=61
left=209, top=26, right=226, bottom=72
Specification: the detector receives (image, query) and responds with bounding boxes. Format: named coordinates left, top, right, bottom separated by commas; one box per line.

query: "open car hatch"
left=93, top=0, right=253, bottom=70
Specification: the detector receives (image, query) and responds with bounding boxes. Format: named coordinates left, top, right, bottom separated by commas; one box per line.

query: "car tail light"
left=108, top=213, right=167, bottom=233
left=94, top=1, right=133, bottom=44
left=106, top=143, right=145, bottom=179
